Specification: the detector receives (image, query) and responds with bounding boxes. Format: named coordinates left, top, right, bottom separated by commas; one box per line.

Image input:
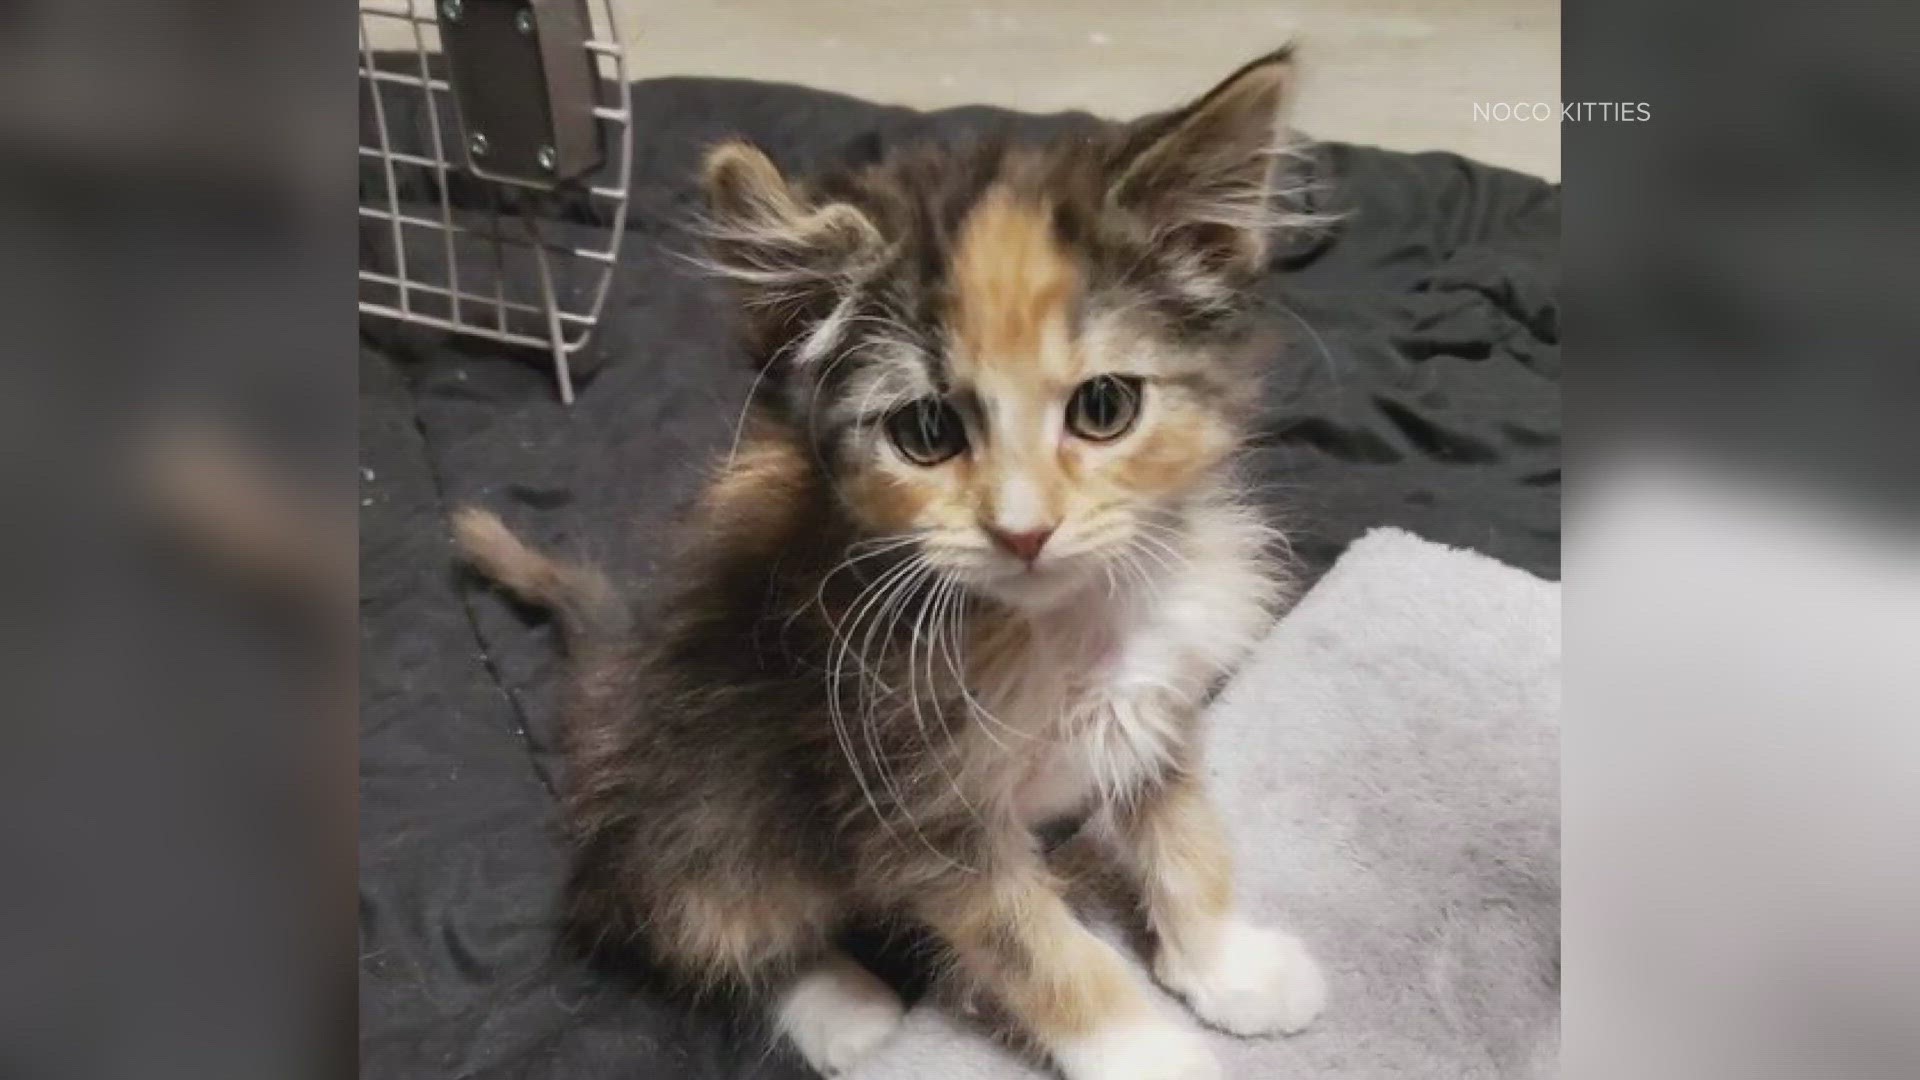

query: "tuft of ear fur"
left=1108, top=46, right=1304, bottom=277
left=698, top=141, right=884, bottom=363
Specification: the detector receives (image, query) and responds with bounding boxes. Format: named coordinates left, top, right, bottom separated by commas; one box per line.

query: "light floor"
left=369, top=1, right=1559, bottom=180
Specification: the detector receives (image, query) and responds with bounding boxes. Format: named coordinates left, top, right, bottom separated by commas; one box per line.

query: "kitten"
left=454, top=47, right=1324, bottom=1080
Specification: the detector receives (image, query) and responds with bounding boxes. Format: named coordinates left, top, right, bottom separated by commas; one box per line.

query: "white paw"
left=776, top=956, right=905, bottom=1076
left=1155, top=921, right=1326, bottom=1037
left=1052, top=1013, right=1220, bottom=1080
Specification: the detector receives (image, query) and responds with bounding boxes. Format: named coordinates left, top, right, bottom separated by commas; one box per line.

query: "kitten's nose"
left=987, top=526, right=1054, bottom=566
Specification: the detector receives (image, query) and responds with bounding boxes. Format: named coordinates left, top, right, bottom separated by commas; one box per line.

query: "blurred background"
left=9, top=1, right=1920, bottom=1078
left=366, top=0, right=1562, bottom=179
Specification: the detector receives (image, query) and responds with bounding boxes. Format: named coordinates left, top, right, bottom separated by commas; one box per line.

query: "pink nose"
left=987, top=527, right=1054, bottom=566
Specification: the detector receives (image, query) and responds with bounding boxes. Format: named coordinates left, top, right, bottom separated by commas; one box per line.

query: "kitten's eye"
left=1066, top=375, right=1143, bottom=442
left=884, top=397, right=968, bottom=465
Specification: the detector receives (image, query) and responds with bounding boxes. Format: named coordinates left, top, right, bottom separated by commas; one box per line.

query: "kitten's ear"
left=700, top=141, right=882, bottom=361
left=1107, top=47, right=1297, bottom=275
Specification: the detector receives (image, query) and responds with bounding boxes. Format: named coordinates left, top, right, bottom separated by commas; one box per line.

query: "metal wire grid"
left=357, top=0, right=634, bottom=403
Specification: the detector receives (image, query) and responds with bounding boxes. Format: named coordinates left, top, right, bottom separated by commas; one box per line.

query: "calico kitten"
left=454, top=47, right=1324, bottom=1080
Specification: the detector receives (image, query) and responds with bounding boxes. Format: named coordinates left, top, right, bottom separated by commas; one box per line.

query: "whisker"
left=813, top=538, right=918, bottom=654
left=822, top=553, right=929, bottom=842
left=858, top=557, right=932, bottom=705
left=857, top=559, right=937, bottom=831
left=842, top=552, right=924, bottom=717
left=868, top=565, right=980, bottom=874
left=940, top=585, right=1032, bottom=747
left=1112, top=544, right=1160, bottom=603
left=908, top=575, right=988, bottom=834
left=786, top=533, right=918, bottom=644
left=1129, top=530, right=1188, bottom=581
left=931, top=577, right=1005, bottom=755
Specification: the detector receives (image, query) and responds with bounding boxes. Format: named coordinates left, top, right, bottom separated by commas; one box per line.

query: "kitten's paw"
left=1155, top=922, right=1326, bottom=1037
left=776, top=956, right=905, bottom=1076
left=1052, top=1014, right=1220, bottom=1080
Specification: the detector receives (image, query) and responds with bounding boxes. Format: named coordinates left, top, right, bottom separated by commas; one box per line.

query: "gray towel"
left=853, top=528, right=1560, bottom=1079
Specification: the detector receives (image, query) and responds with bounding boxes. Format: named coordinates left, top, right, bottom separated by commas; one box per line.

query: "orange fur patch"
left=1115, top=774, right=1235, bottom=965
left=921, top=867, right=1147, bottom=1039
left=949, top=186, right=1081, bottom=385
left=1107, top=415, right=1235, bottom=497
left=702, top=430, right=812, bottom=539
left=660, top=881, right=838, bottom=990
left=842, top=467, right=936, bottom=532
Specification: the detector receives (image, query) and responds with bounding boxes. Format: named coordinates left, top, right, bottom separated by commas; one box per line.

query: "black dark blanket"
left=359, top=76, right=1558, bottom=1080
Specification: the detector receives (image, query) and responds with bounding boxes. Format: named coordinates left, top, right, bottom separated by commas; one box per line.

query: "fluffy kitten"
left=455, top=47, right=1324, bottom=1080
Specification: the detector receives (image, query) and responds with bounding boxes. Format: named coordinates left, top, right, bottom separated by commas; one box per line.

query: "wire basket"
left=357, top=0, right=633, bottom=403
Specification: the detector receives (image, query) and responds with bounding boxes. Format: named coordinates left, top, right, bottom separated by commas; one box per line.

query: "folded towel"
left=853, top=527, right=1561, bottom=1079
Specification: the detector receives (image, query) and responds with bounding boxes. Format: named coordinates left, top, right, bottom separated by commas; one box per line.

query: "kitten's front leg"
left=915, top=855, right=1218, bottom=1080
left=1103, top=772, right=1326, bottom=1037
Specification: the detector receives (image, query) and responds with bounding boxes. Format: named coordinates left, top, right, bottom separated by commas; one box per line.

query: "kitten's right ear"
left=700, top=142, right=882, bottom=361
left=1107, top=47, right=1297, bottom=276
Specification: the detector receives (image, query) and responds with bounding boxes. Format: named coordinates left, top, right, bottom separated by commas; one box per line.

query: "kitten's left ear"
left=1108, top=46, right=1297, bottom=274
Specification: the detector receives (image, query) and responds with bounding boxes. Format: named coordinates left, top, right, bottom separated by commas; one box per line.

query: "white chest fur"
left=983, top=506, right=1281, bottom=827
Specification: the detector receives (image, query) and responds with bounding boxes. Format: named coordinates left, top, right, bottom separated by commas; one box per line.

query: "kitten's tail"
left=450, top=507, right=628, bottom=646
